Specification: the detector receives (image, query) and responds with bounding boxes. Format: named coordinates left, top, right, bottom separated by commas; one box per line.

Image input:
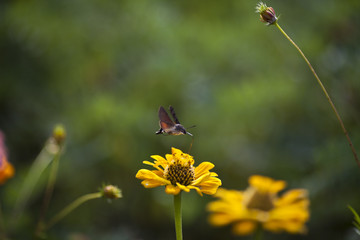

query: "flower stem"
left=275, top=22, right=360, bottom=169
left=10, top=139, right=60, bottom=230
left=35, top=144, right=62, bottom=235
left=45, top=192, right=102, bottom=230
left=173, top=193, right=183, bottom=240
left=254, top=226, right=263, bottom=240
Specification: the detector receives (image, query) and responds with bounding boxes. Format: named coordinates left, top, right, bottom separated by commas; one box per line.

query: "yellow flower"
left=207, top=175, right=309, bottom=235
left=136, top=147, right=222, bottom=196
left=0, top=132, right=15, bottom=185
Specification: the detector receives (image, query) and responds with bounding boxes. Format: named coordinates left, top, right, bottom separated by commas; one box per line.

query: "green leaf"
left=348, top=205, right=360, bottom=235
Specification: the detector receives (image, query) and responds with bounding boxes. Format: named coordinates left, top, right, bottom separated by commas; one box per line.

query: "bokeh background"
left=1, top=0, right=360, bottom=239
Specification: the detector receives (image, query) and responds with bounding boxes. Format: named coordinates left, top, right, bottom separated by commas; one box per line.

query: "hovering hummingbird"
left=155, top=106, right=193, bottom=136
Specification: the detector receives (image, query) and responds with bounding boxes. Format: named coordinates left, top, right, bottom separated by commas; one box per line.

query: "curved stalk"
left=46, top=192, right=102, bottom=230
left=275, top=22, right=360, bottom=168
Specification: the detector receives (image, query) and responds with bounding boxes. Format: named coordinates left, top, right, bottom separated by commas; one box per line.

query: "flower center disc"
left=246, top=191, right=274, bottom=212
left=164, top=162, right=195, bottom=186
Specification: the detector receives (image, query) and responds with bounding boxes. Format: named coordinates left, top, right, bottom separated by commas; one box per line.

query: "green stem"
left=35, top=143, right=64, bottom=237
left=174, top=193, right=183, bottom=240
left=10, top=139, right=60, bottom=230
left=275, top=22, right=360, bottom=169
left=254, top=226, right=263, bottom=240
left=46, top=192, right=102, bottom=230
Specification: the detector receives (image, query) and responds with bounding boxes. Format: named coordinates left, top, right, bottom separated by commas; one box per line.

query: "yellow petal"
left=232, top=221, right=257, bottom=235
left=275, top=189, right=308, bottom=206
left=143, top=161, right=165, bottom=172
left=270, top=204, right=310, bottom=221
left=208, top=213, right=235, bottom=226
left=150, top=170, right=164, bottom=177
left=268, top=180, right=286, bottom=193
left=176, top=183, right=191, bottom=192
left=141, top=179, right=164, bottom=188
left=150, top=155, right=165, bottom=162
left=165, top=185, right=181, bottom=195
left=135, top=169, right=153, bottom=180
left=207, top=200, right=236, bottom=213
left=196, top=177, right=222, bottom=195
left=212, top=188, right=244, bottom=203
left=195, top=162, right=214, bottom=178
left=150, top=155, right=169, bottom=168
left=264, top=219, right=307, bottom=234
left=165, top=154, right=174, bottom=162
left=192, top=172, right=211, bottom=185
left=170, top=147, right=194, bottom=165
left=214, top=188, right=231, bottom=197
left=171, top=147, right=183, bottom=155
left=187, top=185, right=203, bottom=196
left=249, top=175, right=286, bottom=193
left=135, top=169, right=170, bottom=185
left=143, top=160, right=155, bottom=166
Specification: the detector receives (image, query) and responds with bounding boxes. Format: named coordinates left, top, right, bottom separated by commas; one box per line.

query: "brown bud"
left=256, top=2, right=278, bottom=25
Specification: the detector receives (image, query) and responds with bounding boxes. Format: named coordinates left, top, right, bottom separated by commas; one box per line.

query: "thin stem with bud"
left=274, top=22, right=359, bottom=168
left=256, top=2, right=359, bottom=168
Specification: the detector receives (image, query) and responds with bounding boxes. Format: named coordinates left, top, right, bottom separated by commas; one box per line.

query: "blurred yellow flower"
left=207, top=175, right=309, bottom=235
left=0, top=132, right=15, bottom=185
left=136, top=147, right=221, bottom=196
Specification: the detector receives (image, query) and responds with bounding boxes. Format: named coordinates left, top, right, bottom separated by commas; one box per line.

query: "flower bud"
left=52, top=124, right=66, bottom=145
left=101, top=185, right=122, bottom=199
left=256, top=2, right=277, bottom=25
left=0, top=131, right=15, bottom=185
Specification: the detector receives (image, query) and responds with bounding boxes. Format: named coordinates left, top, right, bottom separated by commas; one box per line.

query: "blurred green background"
left=1, top=0, right=360, bottom=239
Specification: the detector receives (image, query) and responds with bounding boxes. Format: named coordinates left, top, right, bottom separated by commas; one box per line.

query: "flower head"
left=207, top=175, right=309, bottom=235
left=0, top=131, right=15, bottom=185
left=136, top=147, right=221, bottom=196
left=256, top=2, right=278, bottom=25
left=101, top=184, right=122, bottom=199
